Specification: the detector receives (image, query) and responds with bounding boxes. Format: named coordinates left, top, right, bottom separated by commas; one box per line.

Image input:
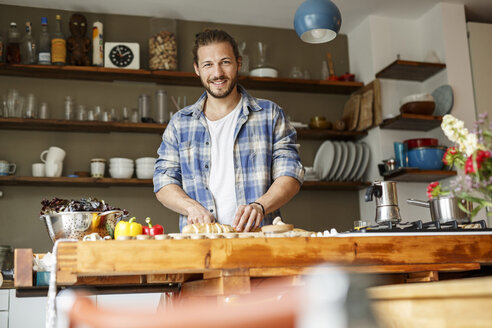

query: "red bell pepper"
left=143, top=217, right=164, bottom=236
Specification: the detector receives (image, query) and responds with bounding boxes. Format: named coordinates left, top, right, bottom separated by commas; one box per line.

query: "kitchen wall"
left=348, top=3, right=478, bottom=223
left=0, top=5, right=362, bottom=252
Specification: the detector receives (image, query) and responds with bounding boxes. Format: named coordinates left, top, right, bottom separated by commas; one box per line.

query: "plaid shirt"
left=153, top=85, right=304, bottom=231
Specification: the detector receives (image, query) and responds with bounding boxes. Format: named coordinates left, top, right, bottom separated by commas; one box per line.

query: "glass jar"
left=148, top=18, right=177, bottom=71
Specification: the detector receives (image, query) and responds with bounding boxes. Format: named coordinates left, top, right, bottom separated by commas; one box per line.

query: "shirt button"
left=205, top=187, right=209, bottom=190
left=209, top=209, right=214, bottom=212
left=205, top=164, right=209, bottom=169
left=206, top=141, right=209, bottom=145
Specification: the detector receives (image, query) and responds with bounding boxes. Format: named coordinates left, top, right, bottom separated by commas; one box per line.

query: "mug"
left=0, top=160, right=16, bottom=176
left=45, top=161, right=63, bottom=177
left=40, top=146, right=66, bottom=163
left=394, top=142, right=407, bottom=168
left=90, top=159, right=106, bottom=178
left=32, top=163, right=45, bottom=177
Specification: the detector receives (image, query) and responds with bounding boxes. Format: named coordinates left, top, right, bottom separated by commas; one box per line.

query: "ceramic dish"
left=313, top=140, right=335, bottom=180
left=347, top=143, right=364, bottom=181
left=354, top=143, right=370, bottom=181
left=432, top=84, right=454, bottom=116
left=249, top=67, right=278, bottom=78
left=327, top=142, right=341, bottom=181
left=332, top=142, right=348, bottom=181
left=340, top=142, right=357, bottom=181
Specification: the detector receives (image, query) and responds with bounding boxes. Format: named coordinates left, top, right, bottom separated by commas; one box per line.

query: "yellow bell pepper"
left=114, top=217, right=142, bottom=239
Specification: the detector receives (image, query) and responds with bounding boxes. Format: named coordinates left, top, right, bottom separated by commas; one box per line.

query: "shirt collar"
left=180, top=84, right=263, bottom=119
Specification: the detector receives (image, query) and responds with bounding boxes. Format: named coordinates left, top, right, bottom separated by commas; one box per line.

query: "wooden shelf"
left=379, top=113, right=443, bottom=131
left=383, top=168, right=457, bottom=182
left=0, top=176, right=369, bottom=190
left=375, top=60, right=446, bottom=82
left=0, top=118, right=367, bottom=140
left=0, top=63, right=364, bottom=94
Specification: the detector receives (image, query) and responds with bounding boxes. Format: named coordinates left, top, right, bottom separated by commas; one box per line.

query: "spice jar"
left=148, top=18, right=177, bottom=71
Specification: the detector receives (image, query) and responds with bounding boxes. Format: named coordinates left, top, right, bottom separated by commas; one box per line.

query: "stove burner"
left=353, top=219, right=489, bottom=233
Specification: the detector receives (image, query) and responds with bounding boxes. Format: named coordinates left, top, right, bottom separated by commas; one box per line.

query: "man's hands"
left=185, top=203, right=215, bottom=225
left=232, top=203, right=264, bottom=232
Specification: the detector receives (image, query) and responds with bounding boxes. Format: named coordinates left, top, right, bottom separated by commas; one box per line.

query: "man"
left=153, top=29, right=304, bottom=232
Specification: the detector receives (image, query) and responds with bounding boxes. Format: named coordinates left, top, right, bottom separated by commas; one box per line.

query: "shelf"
left=379, top=113, right=443, bottom=131
left=383, top=168, right=457, bottom=182
left=0, top=176, right=370, bottom=190
left=375, top=60, right=446, bottom=82
left=0, top=63, right=364, bottom=94
left=0, top=118, right=367, bottom=140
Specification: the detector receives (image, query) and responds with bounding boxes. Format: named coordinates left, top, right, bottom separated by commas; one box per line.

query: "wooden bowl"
left=400, top=101, right=435, bottom=115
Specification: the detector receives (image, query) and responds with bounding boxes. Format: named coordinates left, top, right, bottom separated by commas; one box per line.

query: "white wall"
left=348, top=3, right=477, bottom=224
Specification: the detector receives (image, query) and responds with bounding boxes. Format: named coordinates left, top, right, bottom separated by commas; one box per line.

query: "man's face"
left=194, top=42, right=241, bottom=99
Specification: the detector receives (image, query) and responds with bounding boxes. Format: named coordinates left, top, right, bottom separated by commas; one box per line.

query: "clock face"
left=109, top=45, right=134, bottom=67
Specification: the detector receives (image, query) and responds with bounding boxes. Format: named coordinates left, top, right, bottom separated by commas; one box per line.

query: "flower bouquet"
left=427, top=113, right=492, bottom=219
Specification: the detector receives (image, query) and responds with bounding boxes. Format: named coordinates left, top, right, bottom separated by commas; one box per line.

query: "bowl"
left=109, top=167, right=134, bottom=178
left=403, top=138, right=438, bottom=150
left=407, top=146, right=446, bottom=170
left=40, top=210, right=124, bottom=242
left=400, top=101, right=436, bottom=115
left=249, top=67, right=278, bottom=78
left=109, top=158, right=134, bottom=165
left=400, top=93, right=434, bottom=105
left=136, top=157, right=156, bottom=165
left=309, top=116, right=332, bottom=129
left=136, top=169, right=153, bottom=179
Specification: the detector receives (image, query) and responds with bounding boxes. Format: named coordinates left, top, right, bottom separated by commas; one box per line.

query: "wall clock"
left=104, top=42, right=140, bottom=69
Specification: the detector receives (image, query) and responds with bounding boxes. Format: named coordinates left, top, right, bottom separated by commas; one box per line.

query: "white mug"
left=40, top=146, right=66, bottom=163
left=45, top=161, right=63, bottom=177
left=91, top=161, right=105, bottom=178
left=32, top=163, right=45, bottom=177
left=0, top=160, right=16, bottom=175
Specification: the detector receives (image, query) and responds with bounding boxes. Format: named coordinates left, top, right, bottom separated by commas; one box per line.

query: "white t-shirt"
left=205, top=97, right=242, bottom=225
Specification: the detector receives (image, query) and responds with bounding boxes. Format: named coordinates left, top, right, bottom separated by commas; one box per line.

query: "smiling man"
left=153, top=29, right=304, bottom=232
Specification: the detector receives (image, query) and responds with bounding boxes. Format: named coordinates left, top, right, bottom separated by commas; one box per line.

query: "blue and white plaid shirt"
left=153, top=85, right=304, bottom=231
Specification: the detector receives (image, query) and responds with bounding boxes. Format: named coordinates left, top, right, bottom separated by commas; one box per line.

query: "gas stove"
left=341, top=219, right=492, bottom=237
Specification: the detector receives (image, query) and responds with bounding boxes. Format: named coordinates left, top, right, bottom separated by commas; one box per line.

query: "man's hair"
left=192, top=29, right=240, bottom=65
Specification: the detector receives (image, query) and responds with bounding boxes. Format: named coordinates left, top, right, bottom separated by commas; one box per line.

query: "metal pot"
left=406, top=196, right=472, bottom=223
left=40, top=210, right=124, bottom=242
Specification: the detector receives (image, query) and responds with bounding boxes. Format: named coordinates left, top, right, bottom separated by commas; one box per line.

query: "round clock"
left=109, top=45, right=134, bottom=67
left=104, top=42, right=140, bottom=69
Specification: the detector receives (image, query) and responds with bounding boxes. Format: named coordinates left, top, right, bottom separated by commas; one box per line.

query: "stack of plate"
left=311, top=141, right=370, bottom=182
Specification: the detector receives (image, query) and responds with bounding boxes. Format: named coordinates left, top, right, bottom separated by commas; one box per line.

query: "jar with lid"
left=64, top=96, right=74, bottom=120
left=155, top=89, right=168, bottom=124
left=6, top=22, right=21, bottom=64
left=148, top=18, right=177, bottom=71
left=138, top=94, right=152, bottom=121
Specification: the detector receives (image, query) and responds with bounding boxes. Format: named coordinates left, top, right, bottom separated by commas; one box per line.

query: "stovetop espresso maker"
left=365, top=181, right=402, bottom=224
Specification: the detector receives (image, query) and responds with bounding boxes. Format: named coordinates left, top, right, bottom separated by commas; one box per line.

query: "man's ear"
left=193, top=63, right=200, bottom=76
left=237, top=56, right=242, bottom=71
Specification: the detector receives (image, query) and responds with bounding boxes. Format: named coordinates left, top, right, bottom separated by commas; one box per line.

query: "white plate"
left=327, top=142, right=341, bottom=181
left=354, top=143, right=371, bottom=181
left=313, top=140, right=335, bottom=180
left=332, top=142, right=348, bottom=181
left=341, top=142, right=357, bottom=181
left=347, top=143, right=364, bottom=181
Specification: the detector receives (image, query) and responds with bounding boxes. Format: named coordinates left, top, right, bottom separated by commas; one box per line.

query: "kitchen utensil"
left=340, top=142, right=356, bottom=181
left=400, top=101, right=435, bottom=115
left=407, top=146, right=446, bottom=170
left=432, top=85, right=454, bottom=116
left=32, top=163, right=45, bottom=177
left=40, top=210, right=124, bottom=242
left=354, top=143, right=370, bottom=181
left=332, top=141, right=348, bottom=181
left=249, top=67, right=278, bottom=78
left=40, top=146, right=66, bottom=163
left=347, top=143, right=364, bottom=181
left=326, top=52, right=336, bottom=80
left=394, top=142, right=407, bottom=168
left=382, top=158, right=396, bottom=172
left=0, top=160, right=16, bottom=175
left=327, top=142, right=341, bottom=180
left=400, top=93, right=434, bottom=105
left=309, top=116, right=331, bottom=129
left=407, top=196, right=472, bottom=223
left=45, top=160, right=63, bottom=177
left=313, top=140, right=335, bottom=180
left=356, top=89, right=373, bottom=131
left=342, top=94, right=361, bottom=131
left=365, top=181, right=402, bottom=224
left=289, top=66, right=303, bottom=79
left=403, top=138, right=438, bottom=150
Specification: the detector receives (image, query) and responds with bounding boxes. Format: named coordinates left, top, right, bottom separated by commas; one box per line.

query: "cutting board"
left=342, top=94, right=361, bottom=131
left=357, top=89, right=374, bottom=131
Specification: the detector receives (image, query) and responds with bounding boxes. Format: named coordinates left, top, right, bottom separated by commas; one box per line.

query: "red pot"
left=403, top=138, right=438, bottom=150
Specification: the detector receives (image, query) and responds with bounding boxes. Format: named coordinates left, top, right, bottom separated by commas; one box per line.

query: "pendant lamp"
left=294, top=0, right=342, bottom=43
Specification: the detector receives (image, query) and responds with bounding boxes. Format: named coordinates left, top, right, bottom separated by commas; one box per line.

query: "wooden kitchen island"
left=13, top=234, right=492, bottom=327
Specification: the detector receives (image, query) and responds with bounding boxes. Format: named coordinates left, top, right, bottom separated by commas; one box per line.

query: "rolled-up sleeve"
left=271, top=108, right=305, bottom=184
left=153, top=119, right=183, bottom=193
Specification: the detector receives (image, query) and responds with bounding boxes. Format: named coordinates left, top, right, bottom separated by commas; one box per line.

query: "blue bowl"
left=407, top=146, right=446, bottom=170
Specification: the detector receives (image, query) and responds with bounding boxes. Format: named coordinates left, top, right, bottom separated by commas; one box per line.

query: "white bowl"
left=249, top=67, right=278, bottom=78
left=400, top=93, right=434, bottom=106
left=109, top=157, right=133, bottom=164
left=136, top=163, right=155, bottom=169
left=110, top=163, right=134, bottom=168
left=136, top=157, right=156, bottom=165
left=109, top=169, right=134, bottom=179
left=136, top=170, right=153, bottom=179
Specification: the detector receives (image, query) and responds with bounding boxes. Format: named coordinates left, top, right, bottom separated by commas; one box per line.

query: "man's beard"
left=201, top=73, right=238, bottom=99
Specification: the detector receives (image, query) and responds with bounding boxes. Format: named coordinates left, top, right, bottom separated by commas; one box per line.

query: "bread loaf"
left=182, top=222, right=235, bottom=234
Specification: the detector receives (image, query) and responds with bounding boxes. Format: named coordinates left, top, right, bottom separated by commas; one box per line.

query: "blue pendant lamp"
left=294, top=0, right=342, bottom=43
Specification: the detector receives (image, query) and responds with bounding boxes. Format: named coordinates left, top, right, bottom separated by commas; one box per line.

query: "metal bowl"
left=40, top=210, right=124, bottom=243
